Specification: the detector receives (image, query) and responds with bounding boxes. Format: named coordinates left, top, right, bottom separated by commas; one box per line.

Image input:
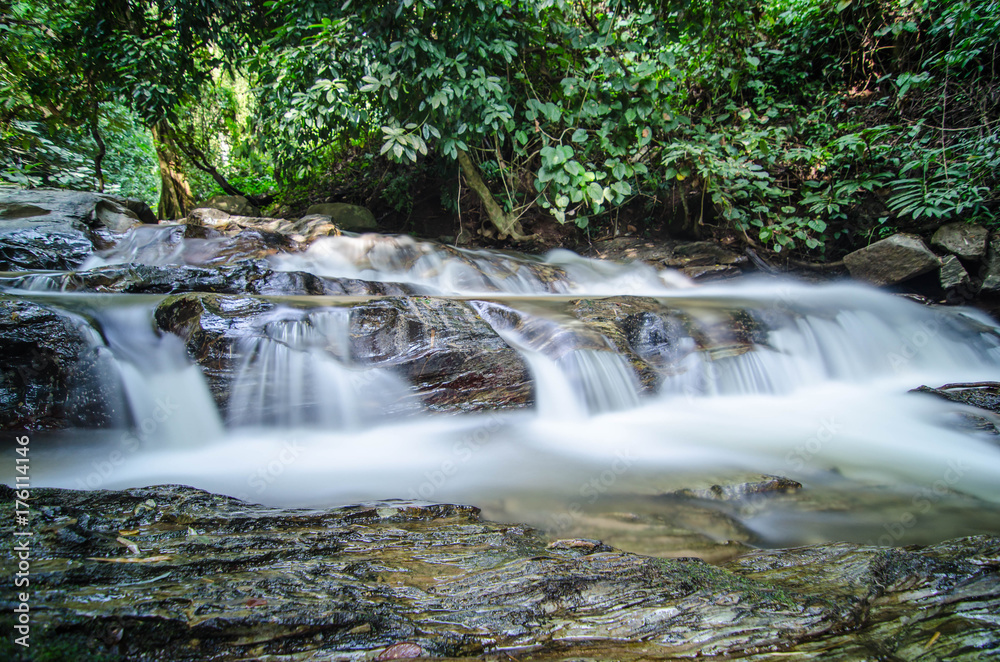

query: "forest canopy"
left=2, top=0, right=998, bottom=257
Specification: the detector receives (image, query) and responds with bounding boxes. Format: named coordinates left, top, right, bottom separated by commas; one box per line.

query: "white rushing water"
left=226, top=307, right=416, bottom=428
left=8, top=233, right=1000, bottom=549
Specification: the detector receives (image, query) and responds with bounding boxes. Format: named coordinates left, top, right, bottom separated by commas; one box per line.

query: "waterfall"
left=7, top=234, right=1000, bottom=550
left=226, top=307, right=415, bottom=429
left=471, top=300, right=642, bottom=417
left=91, top=303, right=224, bottom=445
left=655, top=283, right=1000, bottom=398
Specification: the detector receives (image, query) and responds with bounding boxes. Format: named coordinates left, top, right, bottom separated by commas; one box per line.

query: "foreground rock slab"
left=1, top=485, right=997, bottom=661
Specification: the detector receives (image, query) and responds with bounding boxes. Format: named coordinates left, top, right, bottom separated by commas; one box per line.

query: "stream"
left=5, top=230, right=1000, bottom=558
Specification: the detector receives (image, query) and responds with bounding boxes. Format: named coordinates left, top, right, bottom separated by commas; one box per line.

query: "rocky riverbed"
left=1, top=484, right=998, bottom=661
left=3, top=189, right=1000, bottom=659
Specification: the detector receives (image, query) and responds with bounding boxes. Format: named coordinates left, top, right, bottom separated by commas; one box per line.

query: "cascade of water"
left=81, top=223, right=252, bottom=269
left=655, top=283, right=1000, bottom=398
left=93, top=303, right=224, bottom=445
left=226, top=307, right=416, bottom=428
left=0, top=272, right=64, bottom=291
left=271, top=234, right=685, bottom=295
left=81, top=224, right=188, bottom=268
left=472, top=301, right=642, bottom=417
left=10, top=233, right=1000, bottom=549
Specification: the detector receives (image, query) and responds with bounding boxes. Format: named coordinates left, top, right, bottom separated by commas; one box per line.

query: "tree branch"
left=164, top=123, right=272, bottom=207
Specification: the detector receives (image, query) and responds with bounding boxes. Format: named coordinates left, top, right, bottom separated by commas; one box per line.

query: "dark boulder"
left=0, top=298, right=124, bottom=429
left=931, top=222, right=990, bottom=262
left=0, top=188, right=154, bottom=270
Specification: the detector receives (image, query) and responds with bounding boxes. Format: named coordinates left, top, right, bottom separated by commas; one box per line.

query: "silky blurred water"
left=7, top=232, right=1000, bottom=555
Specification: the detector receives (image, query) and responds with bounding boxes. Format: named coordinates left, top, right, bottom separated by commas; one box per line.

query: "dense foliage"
left=3, top=0, right=997, bottom=256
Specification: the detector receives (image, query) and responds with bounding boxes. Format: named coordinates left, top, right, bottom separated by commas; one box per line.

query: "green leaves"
left=886, top=173, right=989, bottom=221
left=380, top=124, right=428, bottom=163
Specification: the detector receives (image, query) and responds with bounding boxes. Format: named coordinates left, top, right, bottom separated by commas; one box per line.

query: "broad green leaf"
left=587, top=182, right=604, bottom=204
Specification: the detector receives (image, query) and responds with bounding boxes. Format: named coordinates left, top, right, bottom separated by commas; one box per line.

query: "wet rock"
left=348, top=297, right=532, bottom=411
left=305, top=202, right=378, bottom=231
left=2, top=484, right=997, bottom=661
left=912, top=382, right=1000, bottom=434
left=722, top=536, right=1000, bottom=660
left=155, top=293, right=531, bottom=413
left=0, top=188, right=152, bottom=270
left=843, top=233, right=941, bottom=286
left=932, top=221, right=989, bottom=262
left=291, top=213, right=342, bottom=241
left=18, top=260, right=415, bottom=297
left=0, top=298, right=124, bottom=429
left=186, top=207, right=343, bottom=244
left=154, top=294, right=275, bottom=408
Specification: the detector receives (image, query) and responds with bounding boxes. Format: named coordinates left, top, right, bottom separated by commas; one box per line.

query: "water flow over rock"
left=93, top=303, right=223, bottom=444
left=4, top=223, right=1000, bottom=550
left=226, top=306, right=415, bottom=428
left=473, top=300, right=641, bottom=416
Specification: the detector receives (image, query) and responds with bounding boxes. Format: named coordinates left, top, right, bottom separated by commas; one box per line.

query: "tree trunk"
left=89, top=90, right=105, bottom=192
left=457, top=149, right=535, bottom=241
left=151, top=121, right=193, bottom=220
left=91, top=120, right=106, bottom=193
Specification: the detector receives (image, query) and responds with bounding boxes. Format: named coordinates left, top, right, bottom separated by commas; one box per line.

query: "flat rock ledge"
left=2, top=484, right=997, bottom=661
